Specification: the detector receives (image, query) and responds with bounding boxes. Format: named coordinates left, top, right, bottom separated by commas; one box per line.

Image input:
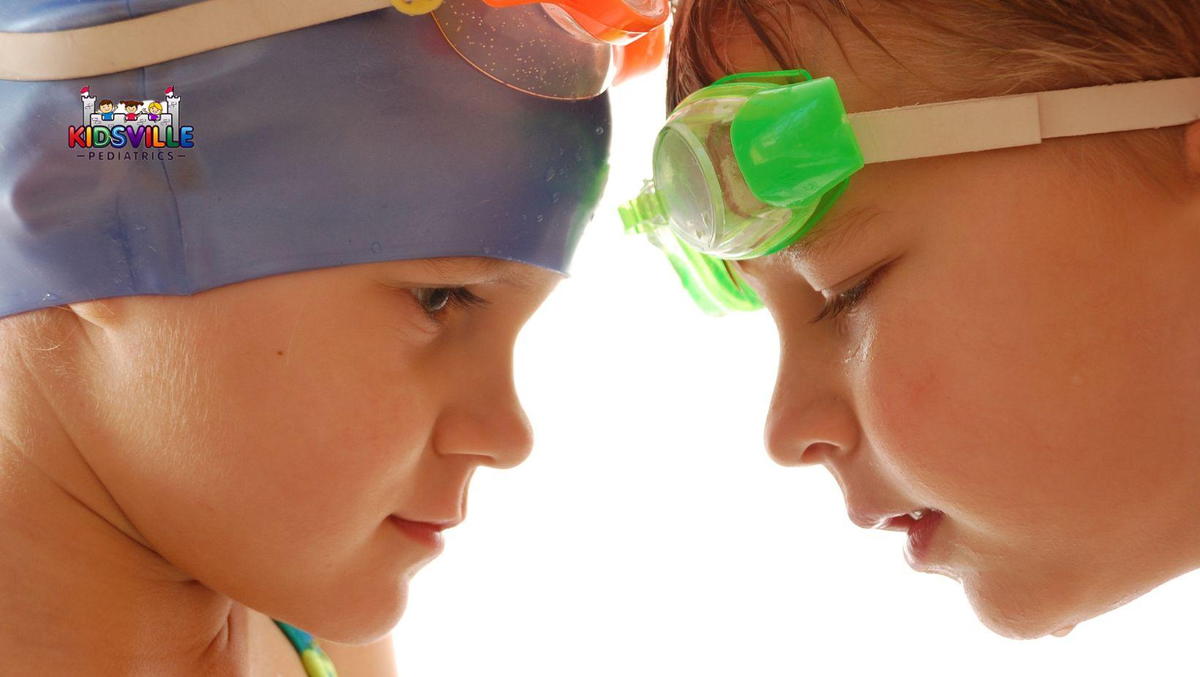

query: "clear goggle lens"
left=432, top=0, right=668, bottom=100
left=653, top=94, right=811, bottom=259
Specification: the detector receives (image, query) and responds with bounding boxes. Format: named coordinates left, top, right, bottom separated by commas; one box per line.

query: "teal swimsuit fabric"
left=273, top=620, right=339, bottom=677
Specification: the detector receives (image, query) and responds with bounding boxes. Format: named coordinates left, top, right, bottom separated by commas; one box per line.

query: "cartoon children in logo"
left=121, top=100, right=142, bottom=121
left=79, top=86, right=181, bottom=128
left=75, top=86, right=190, bottom=151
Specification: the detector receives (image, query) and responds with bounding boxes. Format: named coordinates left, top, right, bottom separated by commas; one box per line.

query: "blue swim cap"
left=0, top=1, right=611, bottom=319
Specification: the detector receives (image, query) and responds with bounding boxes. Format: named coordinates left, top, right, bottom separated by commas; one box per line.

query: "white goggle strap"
left=850, top=77, right=1200, bottom=164
left=0, top=0, right=394, bottom=81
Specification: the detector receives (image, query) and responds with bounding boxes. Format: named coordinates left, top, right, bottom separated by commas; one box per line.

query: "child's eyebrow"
left=780, top=205, right=885, bottom=262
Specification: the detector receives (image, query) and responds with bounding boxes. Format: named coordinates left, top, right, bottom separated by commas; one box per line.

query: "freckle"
left=276, top=350, right=285, bottom=357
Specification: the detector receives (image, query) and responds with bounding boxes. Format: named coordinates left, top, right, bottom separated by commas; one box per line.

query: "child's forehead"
left=679, top=4, right=942, bottom=113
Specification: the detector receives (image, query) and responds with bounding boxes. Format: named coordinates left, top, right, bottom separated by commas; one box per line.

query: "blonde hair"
left=668, top=0, right=1200, bottom=188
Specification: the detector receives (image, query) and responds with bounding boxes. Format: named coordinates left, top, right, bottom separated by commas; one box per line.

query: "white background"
left=392, top=70, right=1200, bottom=676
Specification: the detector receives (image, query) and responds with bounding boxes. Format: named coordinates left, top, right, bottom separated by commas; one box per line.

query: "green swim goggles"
left=620, top=69, right=1200, bottom=315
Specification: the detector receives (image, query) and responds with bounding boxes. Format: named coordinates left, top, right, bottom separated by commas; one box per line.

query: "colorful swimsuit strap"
left=273, top=620, right=340, bottom=677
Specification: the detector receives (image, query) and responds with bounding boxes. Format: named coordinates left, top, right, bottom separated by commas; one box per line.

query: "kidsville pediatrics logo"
left=69, top=85, right=195, bottom=160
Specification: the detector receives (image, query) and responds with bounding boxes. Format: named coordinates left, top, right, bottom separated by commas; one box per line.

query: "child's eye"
left=810, top=263, right=890, bottom=324
left=411, top=287, right=487, bottom=320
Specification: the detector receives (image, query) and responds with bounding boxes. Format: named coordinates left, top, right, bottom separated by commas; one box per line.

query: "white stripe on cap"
left=0, top=0, right=392, bottom=81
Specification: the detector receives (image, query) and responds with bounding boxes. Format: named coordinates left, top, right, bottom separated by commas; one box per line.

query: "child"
left=96, top=98, right=115, bottom=120
left=636, top=0, right=1200, bottom=641
left=121, top=99, right=141, bottom=120
left=0, top=0, right=662, bottom=672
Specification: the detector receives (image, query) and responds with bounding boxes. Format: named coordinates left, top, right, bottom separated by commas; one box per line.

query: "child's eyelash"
left=412, top=287, right=488, bottom=319
left=810, top=267, right=884, bottom=324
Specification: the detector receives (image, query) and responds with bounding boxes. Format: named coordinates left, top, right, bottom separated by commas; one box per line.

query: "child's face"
left=74, top=258, right=556, bottom=643
left=99, top=103, right=113, bottom=113
left=716, top=13, right=1200, bottom=639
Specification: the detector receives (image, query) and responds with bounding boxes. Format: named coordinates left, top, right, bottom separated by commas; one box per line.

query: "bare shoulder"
left=319, top=633, right=398, bottom=677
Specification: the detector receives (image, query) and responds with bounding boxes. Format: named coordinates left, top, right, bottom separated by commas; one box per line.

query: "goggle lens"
left=432, top=0, right=670, bottom=100
left=434, top=0, right=613, bottom=100
left=654, top=125, right=720, bottom=250
left=653, top=95, right=799, bottom=259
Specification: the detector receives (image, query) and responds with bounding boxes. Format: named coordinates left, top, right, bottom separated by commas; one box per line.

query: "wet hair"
left=668, top=0, right=1200, bottom=188
left=669, top=0, right=1200, bottom=107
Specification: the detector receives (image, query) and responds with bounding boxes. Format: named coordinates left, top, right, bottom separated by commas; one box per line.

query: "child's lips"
left=387, top=515, right=461, bottom=550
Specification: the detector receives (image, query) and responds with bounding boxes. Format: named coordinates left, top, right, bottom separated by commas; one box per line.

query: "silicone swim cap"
left=0, top=1, right=612, bottom=319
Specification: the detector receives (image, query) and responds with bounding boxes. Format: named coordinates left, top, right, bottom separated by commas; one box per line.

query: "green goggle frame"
left=622, top=68, right=1200, bottom=315
left=619, top=69, right=864, bottom=315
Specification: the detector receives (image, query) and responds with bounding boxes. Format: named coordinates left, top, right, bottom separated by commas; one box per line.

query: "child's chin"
left=975, top=610, right=1067, bottom=640
left=962, top=574, right=1086, bottom=640
left=312, top=585, right=409, bottom=645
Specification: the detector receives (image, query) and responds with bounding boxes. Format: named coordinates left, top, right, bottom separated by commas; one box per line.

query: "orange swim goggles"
left=413, top=0, right=668, bottom=99
left=1, top=0, right=667, bottom=100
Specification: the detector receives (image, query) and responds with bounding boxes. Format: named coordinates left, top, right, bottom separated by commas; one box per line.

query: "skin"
left=711, top=10, right=1200, bottom=639
left=0, top=257, right=556, bottom=674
